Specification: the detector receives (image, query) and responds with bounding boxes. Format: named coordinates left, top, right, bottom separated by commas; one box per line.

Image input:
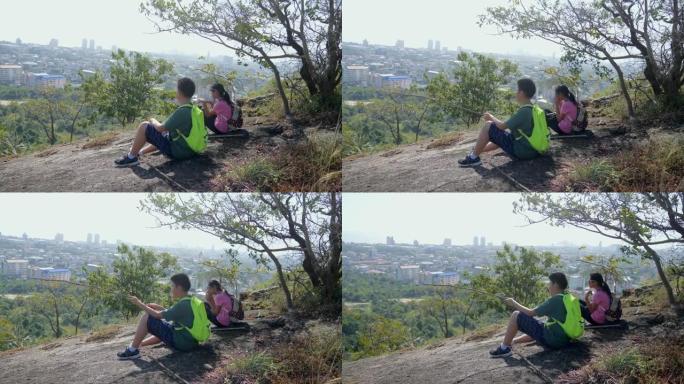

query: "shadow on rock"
left=130, top=344, right=221, bottom=382
left=473, top=154, right=559, bottom=191
left=131, top=155, right=223, bottom=191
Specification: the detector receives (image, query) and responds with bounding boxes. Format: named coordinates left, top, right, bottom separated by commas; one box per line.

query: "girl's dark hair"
left=555, top=85, right=578, bottom=106
left=208, top=279, right=223, bottom=292
left=210, top=83, right=232, bottom=104
left=590, top=272, right=612, bottom=300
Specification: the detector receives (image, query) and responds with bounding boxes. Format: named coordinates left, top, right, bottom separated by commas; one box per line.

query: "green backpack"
left=518, top=104, right=550, bottom=154
left=174, top=296, right=211, bottom=343
left=547, top=293, right=584, bottom=340
left=177, top=104, right=208, bottom=154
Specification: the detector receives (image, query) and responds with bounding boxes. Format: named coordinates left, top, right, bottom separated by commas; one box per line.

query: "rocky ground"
left=343, top=101, right=683, bottom=192
left=0, top=288, right=340, bottom=384
left=0, top=117, right=304, bottom=192
left=343, top=288, right=683, bottom=384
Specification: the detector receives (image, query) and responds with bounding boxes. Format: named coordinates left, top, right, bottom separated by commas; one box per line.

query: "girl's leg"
left=205, top=115, right=221, bottom=134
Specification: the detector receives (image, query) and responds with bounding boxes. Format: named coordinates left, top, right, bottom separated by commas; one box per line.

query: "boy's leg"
left=473, top=122, right=495, bottom=157
left=140, top=336, right=162, bottom=347
left=139, top=144, right=159, bottom=156
left=130, top=313, right=151, bottom=349
left=482, top=142, right=500, bottom=153
left=129, top=122, right=150, bottom=157
left=502, top=311, right=521, bottom=346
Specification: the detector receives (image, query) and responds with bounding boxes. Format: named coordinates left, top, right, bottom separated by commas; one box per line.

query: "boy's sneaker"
left=114, top=155, right=139, bottom=168
left=458, top=154, right=481, bottom=167
left=117, top=347, right=140, bottom=360
left=489, top=344, right=512, bottom=358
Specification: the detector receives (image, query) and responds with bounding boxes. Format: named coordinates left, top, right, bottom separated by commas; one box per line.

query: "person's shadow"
left=127, top=344, right=221, bottom=382
left=130, top=154, right=223, bottom=191
left=472, top=153, right=559, bottom=191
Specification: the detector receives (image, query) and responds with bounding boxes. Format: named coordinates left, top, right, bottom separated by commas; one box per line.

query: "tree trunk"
left=643, top=244, right=678, bottom=307
left=267, top=60, right=292, bottom=117
left=266, top=249, right=294, bottom=310
left=608, top=57, right=636, bottom=118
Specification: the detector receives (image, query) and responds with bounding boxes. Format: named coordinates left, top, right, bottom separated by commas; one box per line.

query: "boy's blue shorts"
left=516, top=312, right=547, bottom=346
left=147, top=316, right=176, bottom=349
left=145, top=124, right=174, bottom=158
left=488, top=123, right=516, bottom=158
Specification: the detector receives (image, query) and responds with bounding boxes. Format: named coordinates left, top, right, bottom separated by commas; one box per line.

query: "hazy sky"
left=2, top=0, right=224, bottom=56
left=0, top=194, right=226, bottom=249
left=343, top=194, right=617, bottom=247
left=344, top=0, right=562, bottom=57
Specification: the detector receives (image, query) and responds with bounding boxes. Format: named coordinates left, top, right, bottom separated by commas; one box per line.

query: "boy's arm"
left=504, top=298, right=536, bottom=317
left=150, top=118, right=168, bottom=133
left=128, top=295, right=163, bottom=319
left=484, top=113, right=508, bottom=130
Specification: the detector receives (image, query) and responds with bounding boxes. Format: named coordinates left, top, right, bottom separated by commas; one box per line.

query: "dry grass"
left=567, top=136, right=684, bottom=191
left=222, top=327, right=341, bottom=384
left=426, top=132, right=465, bottom=150
left=34, top=148, right=60, bottom=158
left=82, top=131, right=120, bottom=150
left=213, top=132, right=341, bottom=192
left=558, top=337, right=684, bottom=384
left=85, top=325, right=122, bottom=343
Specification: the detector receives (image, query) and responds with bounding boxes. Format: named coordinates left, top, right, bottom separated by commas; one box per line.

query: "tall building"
left=362, top=39, right=369, bottom=46
left=428, top=39, right=434, bottom=50
left=54, top=233, right=64, bottom=243
left=386, top=236, right=395, bottom=245
left=480, top=236, right=486, bottom=247
left=94, top=234, right=100, bottom=245
left=395, top=39, right=405, bottom=49
left=49, top=38, right=59, bottom=48
left=435, top=40, right=441, bottom=51
left=473, top=236, right=478, bottom=247
left=413, top=240, right=419, bottom=246
left=82, top=38, right=88, bottom=49
left=0, top=65, right=23, bottom=85
left=89, top=39, right=95, bottom=50
left=87, top=233, right=93, bottom=244
left=443, top=238, right=452, bottom=246
left=15, top=38, right=22, bottom=45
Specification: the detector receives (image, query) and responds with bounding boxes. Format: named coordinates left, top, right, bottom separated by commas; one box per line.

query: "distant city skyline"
left=2, top=0, right=225, bottom=56
left=343, top=194, right=623, bottom=248
left=344, top=0, right=563, bottom=57
left=0, top=194, right=226, bottom=250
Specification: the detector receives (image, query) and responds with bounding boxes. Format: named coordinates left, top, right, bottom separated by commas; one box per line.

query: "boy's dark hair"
left=549, top=272, right=568, bottom=290
left=177, top=77, right=196, bottom=98
left=171, top=273, right=191, bottom=292
left=517, top=78, right=536, bottom=99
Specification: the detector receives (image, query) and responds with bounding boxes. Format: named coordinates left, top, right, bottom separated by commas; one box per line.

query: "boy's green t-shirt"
left=505, top=106, right=538, bottom=159
left=162, top=298, right=198, bottom=351
left=534, top=294, right=570, bottom=348
left=164, top=106, right=196, bottom=160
